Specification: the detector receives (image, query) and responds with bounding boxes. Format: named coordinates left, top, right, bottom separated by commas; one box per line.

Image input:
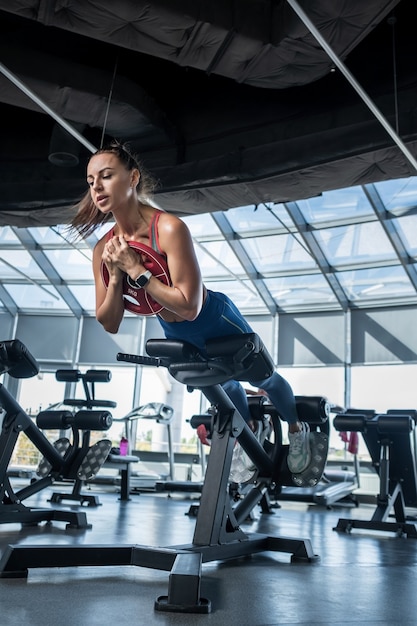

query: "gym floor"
left=1, top=482, right=417, bottom=626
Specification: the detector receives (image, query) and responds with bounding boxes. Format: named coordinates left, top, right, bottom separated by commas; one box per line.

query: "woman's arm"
left=93, top=239, right=125, bottom=333
left=143, top=213, right=204, bottom=321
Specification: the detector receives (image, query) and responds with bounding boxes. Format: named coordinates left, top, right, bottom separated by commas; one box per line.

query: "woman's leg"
left=250, top=372, right=298, bottom=424
left=221, top=379, right=252, bottom=423
left=250, top=372, right=312, bottom=473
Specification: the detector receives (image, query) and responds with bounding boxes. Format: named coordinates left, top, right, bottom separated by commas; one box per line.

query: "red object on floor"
left=339, top=431, right=359, bottom=454
left=196, top=424, right=211, bottom=446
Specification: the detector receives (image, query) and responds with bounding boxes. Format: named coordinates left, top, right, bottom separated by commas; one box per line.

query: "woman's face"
left=87, top=152, right=138, bottom=215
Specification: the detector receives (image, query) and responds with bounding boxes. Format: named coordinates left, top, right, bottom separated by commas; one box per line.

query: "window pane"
left=337, top=266, right=413, bottom=301
left=226, top=203, right=293, bottom=233
left=298, top=187, right=373, bottom=223
left=242, top=234, right=316, bottom=273
left=374, top=176, right=417, bottom=213
left=315, top=222, right=396, bottom=267
left=0, top=250, right=46, bottom=280
left=4, top=284, right=69, bottom=310
left=393, top=216, right=417, bottom=257
left=264, top=274, right=337, bottom=308
left=43, top=249, right=93, bottom=280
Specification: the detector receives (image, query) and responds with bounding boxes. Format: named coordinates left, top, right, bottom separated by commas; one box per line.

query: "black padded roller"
left=386, top=409, right=417, bottom=422
left=36, top=410, right=73, bottom=430
left=55, top=369, right=111, bottom=383
left=377, top=414, right=414, bottom=434
left=295, top=396, right=330, bottom=424
left=84, top=369, right=112, bottom=383
left=55, top=369, right=81, bottom=382
left=333, top=414, right=367, bottom=432
left=189, top=414, right=212, bottom=429
left=74, top=410, right=113, bottom=430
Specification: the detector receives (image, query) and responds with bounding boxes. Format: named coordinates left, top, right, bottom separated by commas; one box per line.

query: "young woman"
left=70, top=140, right=312, bottom=477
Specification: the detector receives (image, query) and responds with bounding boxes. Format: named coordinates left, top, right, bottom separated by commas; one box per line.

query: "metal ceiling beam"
left=287, top=0, right=417, bottom=174
left=11, top=227, right=84, bottom=317
left=284, top=201, right=350, bottom=311
left=0, top=61, right=97, bottom=154
left=363, top=183, right=417, bottom=293
left=210, top=212, right=278, bottom=315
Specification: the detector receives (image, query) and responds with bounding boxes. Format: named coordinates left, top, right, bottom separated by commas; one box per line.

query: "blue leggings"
left=157, top=290, right=298, bottom=425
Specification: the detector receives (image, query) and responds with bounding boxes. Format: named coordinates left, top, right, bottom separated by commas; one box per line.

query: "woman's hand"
left=103, top=235, right=145, bottom=279
left=93, top=237, right=127, bottom=333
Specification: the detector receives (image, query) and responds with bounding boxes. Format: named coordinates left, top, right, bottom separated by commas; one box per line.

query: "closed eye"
left=87, top=173, right=112, bottom=186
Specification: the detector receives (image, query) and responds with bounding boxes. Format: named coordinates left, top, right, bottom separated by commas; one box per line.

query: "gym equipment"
left=0, top=339, right=112, bottom=529
left=93, top=402, right=174, bottom=497
left=275, top=406, right=360, bottom=508
left=158, top=393, right=331, bottom=517
left=100, top=240, right=170, bottom=315
left=118, top=402, right=175, bottom=492
left=0, top=333, right=329, bottom=615
left=84, top=401, right=175, bottom=499
left=45, top=368, right=118, bottom=506
left=153, top=394, right=272, bottom=514
left=333, top=408, right=417, bottom=537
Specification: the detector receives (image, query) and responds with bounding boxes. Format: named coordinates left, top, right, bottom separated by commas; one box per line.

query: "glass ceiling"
left=1, top=176, right=417, bottom=317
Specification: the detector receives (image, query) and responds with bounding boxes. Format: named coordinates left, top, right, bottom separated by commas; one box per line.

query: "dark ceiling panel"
left=0, top=0, right=413, bottom=226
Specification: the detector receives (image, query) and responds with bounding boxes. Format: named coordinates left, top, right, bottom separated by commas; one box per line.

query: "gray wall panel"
left=15, top=315, right=79, bottom=362
left=144, top=316, right=165, bottom=344
left=0, top=313, right=13, bottom=339
left=7, top=306, right=417, bottom=370
left=78, top=316, right=143, bottom=365
left=351, top=307, right=417, bottom=364
left=245, top=316, right=274, bottom=355
left=278, top=313, right=345, bottom=366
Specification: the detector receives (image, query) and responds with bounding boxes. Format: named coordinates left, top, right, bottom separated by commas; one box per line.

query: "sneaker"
left=229, top=442, right=254, bottom=484
left=229, top=418, right=271, bottom=484
left=287, top=422, right=311, bottom=474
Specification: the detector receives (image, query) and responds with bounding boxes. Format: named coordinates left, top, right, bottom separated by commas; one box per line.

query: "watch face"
left=135, top=274, right=149, bottom=288
left=127, top=272, right=146, bottom=289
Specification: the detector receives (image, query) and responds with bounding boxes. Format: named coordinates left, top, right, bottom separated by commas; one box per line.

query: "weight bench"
left=40, top=368, right=115, bottom=506
left=0, top=333, right=328, bottom=615
left=333, top=409, right=417, bottom=537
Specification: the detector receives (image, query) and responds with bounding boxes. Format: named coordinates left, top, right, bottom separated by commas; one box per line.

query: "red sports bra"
left=105, top=209, right=167, bottom=259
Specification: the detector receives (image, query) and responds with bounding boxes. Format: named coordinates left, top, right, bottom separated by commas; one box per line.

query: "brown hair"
left=68, top=140, right=157, bottom=239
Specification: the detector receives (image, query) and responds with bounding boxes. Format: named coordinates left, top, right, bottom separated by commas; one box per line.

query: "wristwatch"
left=133, top=270, right=152, bottom=288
